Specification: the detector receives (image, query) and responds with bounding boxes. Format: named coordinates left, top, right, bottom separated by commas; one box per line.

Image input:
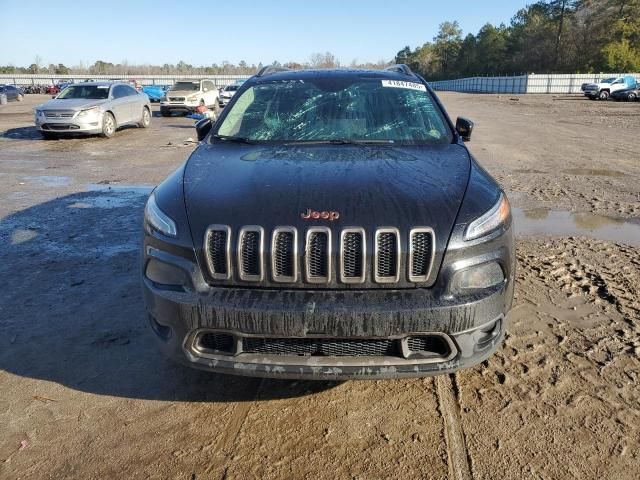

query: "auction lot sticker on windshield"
left=381, top=80, right=427, bottom=91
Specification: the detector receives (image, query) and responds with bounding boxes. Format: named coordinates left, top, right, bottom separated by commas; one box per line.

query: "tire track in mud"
left=436, top=374, right=472, bottom=480
left=205, top=378, right=264, bottom=478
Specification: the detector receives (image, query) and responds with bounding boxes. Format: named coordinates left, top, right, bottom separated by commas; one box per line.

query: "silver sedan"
left=34, top=82, right=151, bottom=139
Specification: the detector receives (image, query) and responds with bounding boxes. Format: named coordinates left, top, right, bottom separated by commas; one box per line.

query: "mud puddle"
left=513, top=207, right=640, bottom=246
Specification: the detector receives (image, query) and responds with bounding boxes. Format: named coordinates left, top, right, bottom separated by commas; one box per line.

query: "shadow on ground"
left=0, top=189, right=338, bottom=402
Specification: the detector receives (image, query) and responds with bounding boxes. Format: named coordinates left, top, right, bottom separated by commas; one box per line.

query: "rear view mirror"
left=195, top=118, right=212, bottom=141
left=456, top=117, right=474, bottom=141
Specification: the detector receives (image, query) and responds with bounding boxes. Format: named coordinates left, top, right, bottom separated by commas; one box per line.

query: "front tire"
left=139, top=107, right=151, bottom=128
left=101, top=112, right=116, bottom=138
left=160, top=108, right=171, bottom=117
left=628, top=92, right=637, bottom=101
left=598, top=90, right=610, bottom=100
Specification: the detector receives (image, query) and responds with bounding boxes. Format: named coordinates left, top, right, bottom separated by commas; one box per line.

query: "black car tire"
left=160, top=108, right=171, bottom=117
left=101, top=112, right=116, bottom=138
left=598, top=90, right=610, bottom=100
left=139, top=107, right=151, bottom=128
left=628, top=92, right=637, bottom=101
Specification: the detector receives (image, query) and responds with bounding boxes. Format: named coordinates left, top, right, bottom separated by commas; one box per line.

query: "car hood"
left=183, top=143, right=471, bottom=253
left=39, top=98, right=110, bottom=110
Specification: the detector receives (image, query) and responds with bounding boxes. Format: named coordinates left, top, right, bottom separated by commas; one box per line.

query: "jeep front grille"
left=203, top=226, right=435, bottom=286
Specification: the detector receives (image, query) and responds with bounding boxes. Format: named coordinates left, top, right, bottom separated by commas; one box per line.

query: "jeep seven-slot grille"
left=203, top=226, right=435, bottom=285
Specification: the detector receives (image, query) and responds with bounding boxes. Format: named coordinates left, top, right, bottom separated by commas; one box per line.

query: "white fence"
left=430, top=73, right=640, bottom=94
left=0, top=74, right=252, bottom=87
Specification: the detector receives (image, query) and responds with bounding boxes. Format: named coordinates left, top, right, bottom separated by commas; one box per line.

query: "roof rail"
left=256, top=65, right=291, bottom=77
left=385, top=64, right=415, bottom=76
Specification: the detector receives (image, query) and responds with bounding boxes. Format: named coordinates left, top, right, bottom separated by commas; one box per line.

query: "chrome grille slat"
left=305, top=227, right=331, bottom=283
left=409, top=228, right=435, bottom=282
left=204, top=225, right=231, bottom=280
left=238, top=226, right=264, bottom=281
left=340, top=228, right=366, bottom=284
left=272, top=227, right=297, bottom=282
left=374, top=228, right=401, bottom=283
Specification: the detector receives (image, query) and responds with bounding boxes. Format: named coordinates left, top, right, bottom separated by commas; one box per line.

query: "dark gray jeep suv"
left=142, top=65, right=515, bottom=380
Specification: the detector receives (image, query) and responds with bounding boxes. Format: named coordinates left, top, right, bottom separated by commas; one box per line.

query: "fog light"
left=452, top=261, right=504, bottom=292
left=145, top=258, right=190, bottom=289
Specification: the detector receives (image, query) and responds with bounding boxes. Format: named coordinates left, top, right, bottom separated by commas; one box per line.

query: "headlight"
left=464, top=193, right=510, bottom=241
left=77, top=106, right=100, bottom=118
left=35, top=109, right=45, bottom=117
left=144, top=193, right=177, bottom=237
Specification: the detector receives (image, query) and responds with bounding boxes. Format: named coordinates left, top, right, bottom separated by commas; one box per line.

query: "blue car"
left=142, top=85, right=167, bottom=102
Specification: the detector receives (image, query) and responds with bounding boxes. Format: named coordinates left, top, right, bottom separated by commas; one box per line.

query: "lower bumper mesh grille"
left=243, top=337, right=399, bottom=357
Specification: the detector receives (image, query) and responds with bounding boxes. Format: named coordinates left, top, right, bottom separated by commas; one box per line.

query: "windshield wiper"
left=211, top=134, right=255, bottom=144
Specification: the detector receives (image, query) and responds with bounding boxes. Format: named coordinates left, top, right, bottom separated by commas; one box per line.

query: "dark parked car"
left=142, top=65, right=515, bottom=380
left=0, top=84, right=24, bottom=102
left=611, top=86, right=640, bottom=101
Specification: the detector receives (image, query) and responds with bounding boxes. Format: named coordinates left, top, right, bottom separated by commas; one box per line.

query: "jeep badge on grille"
left=301, top=209, right=340, bottom=221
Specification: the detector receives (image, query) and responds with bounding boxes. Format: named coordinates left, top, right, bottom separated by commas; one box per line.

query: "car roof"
left=246, top=68, right=425, bottom=84
left=67, top=81, right=125, bottom=87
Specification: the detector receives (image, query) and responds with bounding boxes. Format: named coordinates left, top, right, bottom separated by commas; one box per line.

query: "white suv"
left=160, top=79, right=219, bottom=116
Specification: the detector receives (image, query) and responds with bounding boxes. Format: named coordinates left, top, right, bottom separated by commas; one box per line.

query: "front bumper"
left=35, top=114, right=103, bottom=134
left=160, top=100, right=199, bottom=112
left=142, top=252, right=513, bottom=380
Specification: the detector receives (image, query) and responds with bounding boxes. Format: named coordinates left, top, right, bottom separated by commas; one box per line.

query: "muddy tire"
left=139, top=107, right=151, bottom=128
left=101, top=112, right=116, bottom=138
left=598, top=90, right=610, bottom=100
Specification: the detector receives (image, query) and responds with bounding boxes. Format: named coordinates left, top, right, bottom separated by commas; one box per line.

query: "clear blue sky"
left=0, top=0, right=532, bottom=67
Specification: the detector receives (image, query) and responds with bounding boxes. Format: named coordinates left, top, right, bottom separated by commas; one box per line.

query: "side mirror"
left=195, top=118, right=212, bottom=141
left=456, top=117, right=474, bottom=142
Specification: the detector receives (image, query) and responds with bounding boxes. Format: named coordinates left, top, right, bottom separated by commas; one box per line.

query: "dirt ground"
left=0, top=93, right=638, bottom=479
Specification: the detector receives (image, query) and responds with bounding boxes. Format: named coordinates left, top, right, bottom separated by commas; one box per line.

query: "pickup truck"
left=583, top=75, right=637, bottom=100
